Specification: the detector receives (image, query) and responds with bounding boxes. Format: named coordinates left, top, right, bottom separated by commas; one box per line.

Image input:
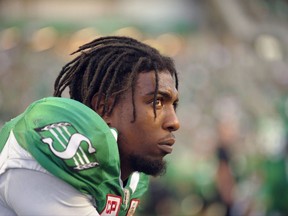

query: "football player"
left=0, top=36, right=180, bottom=216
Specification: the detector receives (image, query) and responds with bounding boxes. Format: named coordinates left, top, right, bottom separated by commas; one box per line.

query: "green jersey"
left=0, top=97, right=149, bottom=216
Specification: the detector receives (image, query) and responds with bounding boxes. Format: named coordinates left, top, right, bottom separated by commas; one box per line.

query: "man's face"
left=108, top=70, right=180, bottom=178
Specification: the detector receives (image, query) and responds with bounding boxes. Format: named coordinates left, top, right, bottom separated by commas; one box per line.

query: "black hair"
left=53, top=36, right=178, bottom=121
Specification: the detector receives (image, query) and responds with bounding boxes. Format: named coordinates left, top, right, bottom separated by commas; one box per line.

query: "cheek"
left=117, top=106, right=160, bottom=146
left=120, top=121, right=153, bottom=148
left=139, top=107, right=156, bottom=123
left=130, top=119, right=160, bottom=144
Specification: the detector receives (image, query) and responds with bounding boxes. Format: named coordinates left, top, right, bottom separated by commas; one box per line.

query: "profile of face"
left=107, top=70, right=180, bottom=179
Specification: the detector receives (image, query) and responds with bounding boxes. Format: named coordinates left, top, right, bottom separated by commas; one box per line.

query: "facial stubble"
left=129, top=154, right=167, bottom=177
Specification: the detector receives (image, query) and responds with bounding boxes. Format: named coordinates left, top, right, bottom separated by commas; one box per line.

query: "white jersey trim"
left=129, top=172, right=140, bottom=193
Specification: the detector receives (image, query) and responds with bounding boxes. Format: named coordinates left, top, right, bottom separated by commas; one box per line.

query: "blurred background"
left=1, top=0, right=288, bottom=215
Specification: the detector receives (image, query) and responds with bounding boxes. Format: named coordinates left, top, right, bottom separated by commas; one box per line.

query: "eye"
left=153, top=98, right=163, bottom=108
left=173, top=101, right=179, bottom=111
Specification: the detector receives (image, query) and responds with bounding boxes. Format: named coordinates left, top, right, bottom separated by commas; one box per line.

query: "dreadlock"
left=53, top=36, right=178, bottom=121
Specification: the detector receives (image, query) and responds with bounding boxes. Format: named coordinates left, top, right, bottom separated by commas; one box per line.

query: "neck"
left=120, top=161, right=133, bottom=182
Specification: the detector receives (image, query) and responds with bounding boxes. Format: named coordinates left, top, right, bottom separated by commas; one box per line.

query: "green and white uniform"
left=0, top=97, right=149, bottom=216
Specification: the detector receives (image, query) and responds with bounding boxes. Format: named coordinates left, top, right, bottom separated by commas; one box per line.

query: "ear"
left=91, top=94, right=113, bottom=125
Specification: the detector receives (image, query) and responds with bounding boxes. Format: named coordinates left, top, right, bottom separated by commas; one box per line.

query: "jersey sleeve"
left=11, top=97, right=123, bottom=207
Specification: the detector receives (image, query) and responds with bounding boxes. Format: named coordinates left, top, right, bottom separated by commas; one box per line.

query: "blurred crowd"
left=1, top=0, right=288, bottom=215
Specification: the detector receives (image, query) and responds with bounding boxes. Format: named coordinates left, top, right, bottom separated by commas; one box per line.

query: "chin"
left=130, top=154, right=167, bottom=176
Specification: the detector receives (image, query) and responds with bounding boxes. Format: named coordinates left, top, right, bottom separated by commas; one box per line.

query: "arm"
left=0, top=169, right=100, bottom=216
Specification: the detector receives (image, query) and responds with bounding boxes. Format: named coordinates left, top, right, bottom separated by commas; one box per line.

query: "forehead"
left=136, top=71, right=178, bottom=96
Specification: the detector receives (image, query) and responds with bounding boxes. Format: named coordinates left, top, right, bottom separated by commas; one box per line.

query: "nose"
left=163, top=106, right=180, bottom=132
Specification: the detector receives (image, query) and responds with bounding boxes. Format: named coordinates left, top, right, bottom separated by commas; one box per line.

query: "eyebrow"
left=146, top=90, right=179, bottom=107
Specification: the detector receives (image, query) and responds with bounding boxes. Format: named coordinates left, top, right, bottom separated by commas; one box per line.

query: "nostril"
left=166, top=118, right=180, bottom=132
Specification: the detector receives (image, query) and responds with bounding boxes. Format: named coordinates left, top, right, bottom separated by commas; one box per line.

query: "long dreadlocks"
left=53, top=36, right=178, bottom=121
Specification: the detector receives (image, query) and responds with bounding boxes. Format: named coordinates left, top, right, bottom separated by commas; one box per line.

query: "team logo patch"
left=126, top=199, right=140, bottom=216
left=35, top=122, right=99, bottom=171
left=101, top=195, right=121, bottom=216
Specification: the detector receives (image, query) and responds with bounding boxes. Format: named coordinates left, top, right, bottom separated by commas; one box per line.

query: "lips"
left=158, top=136, right=175, bottom=154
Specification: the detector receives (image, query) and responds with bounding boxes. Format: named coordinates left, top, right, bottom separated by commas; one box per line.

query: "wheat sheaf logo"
left=35, top=122, right=99, bottom=171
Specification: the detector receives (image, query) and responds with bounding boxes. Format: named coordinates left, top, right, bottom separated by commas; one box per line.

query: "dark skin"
left=98, top=70, right=180, bottom=181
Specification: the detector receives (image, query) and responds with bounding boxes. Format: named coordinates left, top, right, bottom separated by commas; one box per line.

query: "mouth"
left=158, top=137, right=175, bottom=154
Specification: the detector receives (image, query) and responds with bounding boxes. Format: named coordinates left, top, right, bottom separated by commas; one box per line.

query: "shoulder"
left=17, top=97, right=109, bottom=136
left=26, top=97, right=96, bottom=119
left=11, top=97, right=119, bottom=171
